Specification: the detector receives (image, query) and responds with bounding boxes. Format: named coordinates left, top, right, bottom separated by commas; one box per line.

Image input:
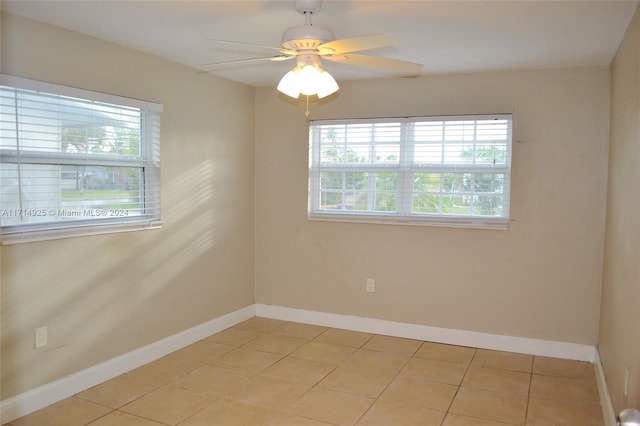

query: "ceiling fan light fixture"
left=277, top=70, right=302, bottom=98
left=315, top=69, right=339, bottom=99
left=277, top=64, right=338, bottom=99
left=298, top=64, right=322, bottom=96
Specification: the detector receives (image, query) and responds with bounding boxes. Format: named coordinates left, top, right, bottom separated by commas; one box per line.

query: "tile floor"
left=4, top=317, right=604, bottom=426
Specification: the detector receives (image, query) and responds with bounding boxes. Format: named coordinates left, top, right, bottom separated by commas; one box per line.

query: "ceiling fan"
left=199, top=0, right=423, bottom=99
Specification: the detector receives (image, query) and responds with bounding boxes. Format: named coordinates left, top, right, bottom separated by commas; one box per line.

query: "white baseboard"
left=255, top=304, right=597, bottom=362
left=594, top=348, right=617, bottom=426
left=1, top=303, right=604, bottom=424
left=0, top=305, right=256, bottom=424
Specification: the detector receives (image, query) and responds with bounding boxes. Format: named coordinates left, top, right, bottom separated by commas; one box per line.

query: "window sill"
left=1, top=221, right=163, bottom=245
left=308, top=212, right=509, bottom=230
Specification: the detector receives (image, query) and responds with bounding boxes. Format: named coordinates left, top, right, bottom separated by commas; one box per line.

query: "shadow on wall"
left=0, top=158, right=217, bottom=399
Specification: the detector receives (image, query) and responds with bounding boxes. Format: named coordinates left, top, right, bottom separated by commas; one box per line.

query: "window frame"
left=0, top=75, right=163, bottom=244
left=308, top=114, right=512, bottom=229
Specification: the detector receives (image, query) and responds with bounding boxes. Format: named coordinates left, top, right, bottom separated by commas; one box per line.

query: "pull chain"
left=305, top=95, right=310, bottom=121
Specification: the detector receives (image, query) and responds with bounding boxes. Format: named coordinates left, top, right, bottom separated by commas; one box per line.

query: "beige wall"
left=0, top=13, right=255, bottom=399
left=599, top=6, right=640, bottom=413
left=255, top=67, right=610, bottom=345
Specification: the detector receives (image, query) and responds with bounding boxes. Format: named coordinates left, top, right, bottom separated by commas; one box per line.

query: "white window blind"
left=0, top=75, right=162, bottom=243
left=308, top=114, right=512, bottom=229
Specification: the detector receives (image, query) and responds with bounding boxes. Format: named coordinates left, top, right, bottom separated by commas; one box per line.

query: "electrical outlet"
left=35, top=326, right=47, bottom=349
left=366, top=278, right=375, bottom=293
left=624, top=367, right=630, bottom=397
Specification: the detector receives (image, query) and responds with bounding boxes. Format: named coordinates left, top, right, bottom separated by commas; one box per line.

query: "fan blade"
left=199, top=55, right=294, bottom=70
left=324, top=54, right=423, bottom=76
left=318, top=33, right=398, bottom=55
left=207, top=38, right=297, bottom=56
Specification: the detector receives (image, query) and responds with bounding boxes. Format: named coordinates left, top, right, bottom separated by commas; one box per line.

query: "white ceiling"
left=3, top=0, right=638, bottom=87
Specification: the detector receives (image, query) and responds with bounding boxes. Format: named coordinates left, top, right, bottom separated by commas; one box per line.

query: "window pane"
left=319, top=191, right=370, bottom=211
left=413, top=194, right=440, bottom=213
left=443, top=173, right=464, bottom=192
left=320, top=172, right=343, bottom=190
left=374, top=144, right=400, bottom=163
left=412, top=118, right=510, bottom=167
left=1, top=164, right=142, bottom=226
left=444, top=120, right=475, bottom=141
left=345, top=172, right=368, bottom=190
left=444, top=195, right=472, bottom=215
left=60, top=165, right=142, bottom=213
left=473, top=173, right=505, bottom=193
left=413, top=173, right=441, bottom=192
left=410, top=172, right=505, bottom=217
left=374, top=172, right=397, bottom=213
left=375, top=172, right=397, bottom=191
left=1, top=87, right=141, bottom=158
left=351, top=193, right=369, bottom=211
left=317, top=122, right=401, bottom=166
left=320, top=191, right=343, bottom=210
left=375, top=193, right=397, bottom=212
left=476, top=119, right=509, bottom=140
left=474, top=143, right=507, bottom=165
left=473, top=195, right=504, bottom=216
left=413, top=143, right=443, bottom=164
left=414, top=121, right=443, bottom=142
left=443, top=143, right=474, bottom=164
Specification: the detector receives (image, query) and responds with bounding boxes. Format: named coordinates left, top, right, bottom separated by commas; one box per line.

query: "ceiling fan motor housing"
left=281, top=25, right=335, bottom=50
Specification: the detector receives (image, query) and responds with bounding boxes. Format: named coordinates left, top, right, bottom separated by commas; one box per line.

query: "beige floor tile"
left=533, top=356, right=596, bottom=381
left=525, top=397, right=604, bottom=425
left=86, top=411, right=166, bottom=426
left=178, top=399, right=278, bottom=426
left=314, top=328, right=374, bottom=348
left=9, top=323, right=608, bottom=426
left=449, top=387, right=527, bottom=425
left=170, top=364, right=250, bottom=397
left=10, top=398, right=112, bottom=426
left=289, top=388, right=374, bottom=426
left=270, top=322, right=328, bottom=340
left=261, top=356, right=337, bottom=385
left=205, top=327, right=262, bottom=346
left=472, top=349, right=533, bottom=373
left=530, top=374, right=600, bottom=405
left=120, top=385, right=211, bottom=425
left=362, top=335, right=422, bottom=354
left=76, top=372, right=164, bottom=408
left=212, top=347, right=283, bottom=373
left=462, top=366, right=531, bottom=396
left=235, top=317, right=285, bottom=333
left=167, top=340, right=235, bottom=363
left=225, top=376, right=311, bottom=411
left=290, top=341, right=358, bottom=364
left=377, top=376, right=458, bottom=412
left=343, top=349, right=411, bottom=374
left=128, top=354, right=203, bottom=383
left=415, top=342, right=476, bottom=365
left=243, top=334, right=308, bottom=355
left=357, top=400, right=445, bottom=425
left=443, top=413, right=520, bottom=426
left=400, top=357, right=468, bottom=385
left=318, top=366, right=395, bottom=398
left=269, top=414, right=336, bottom=425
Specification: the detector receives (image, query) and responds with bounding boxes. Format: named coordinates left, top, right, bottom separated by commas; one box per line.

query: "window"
left=0, top=75, right=162, bottom=243
left=308, top=114, right=512, bottom=229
